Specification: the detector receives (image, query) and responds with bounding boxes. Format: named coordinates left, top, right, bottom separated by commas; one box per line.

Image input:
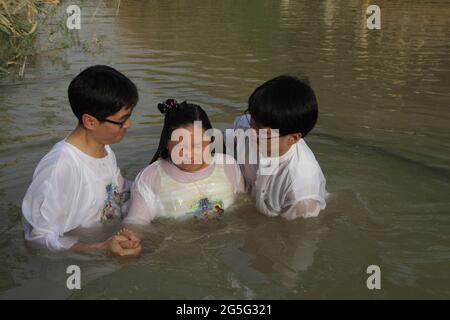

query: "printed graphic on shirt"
left=100, top=183, right=123, bottom=222
left=188, top=197, right=225, bottom=220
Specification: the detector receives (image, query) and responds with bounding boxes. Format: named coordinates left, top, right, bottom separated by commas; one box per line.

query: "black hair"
left=248, top=74, right=318, bottom=137
left=150, top=99, right=213, bottom=164
left=68, top=65, right=138, bottom=124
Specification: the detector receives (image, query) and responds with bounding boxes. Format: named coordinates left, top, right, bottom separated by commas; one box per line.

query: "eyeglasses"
left=101, top=115, right=131, bottom=128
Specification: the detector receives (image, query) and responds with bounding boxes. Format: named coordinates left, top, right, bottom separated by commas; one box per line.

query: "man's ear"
left=81, top=114, right=99, bottom=130
left=288, top=133, right=302, bottom=145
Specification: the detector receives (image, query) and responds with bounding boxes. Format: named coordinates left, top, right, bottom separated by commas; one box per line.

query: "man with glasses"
left=22, top=65, right=141, bottom=256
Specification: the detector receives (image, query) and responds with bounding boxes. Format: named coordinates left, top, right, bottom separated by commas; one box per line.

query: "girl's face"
left=167, top=124, right=211, bottom=172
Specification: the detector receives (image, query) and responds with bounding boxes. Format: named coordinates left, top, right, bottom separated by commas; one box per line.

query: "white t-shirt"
left=230, top=115, right=329, bottom=219
left=22, top=140, right=131, bottom=251
left=125, top=153, right=245, bottom=225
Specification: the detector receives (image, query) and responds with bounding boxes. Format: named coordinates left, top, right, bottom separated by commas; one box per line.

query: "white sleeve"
left=281, top=198, right=322, bottom=220
left=106, top=145, right=132, bottom=194
left=107, top=145, right=133, bottom=214
left=224, top=115, right=250, bottom=156
left=221, top=154, right=246, bottom=193
left=116, top=169, right=133, bottom=214
left=281, top=164, right=328, bottom=220
left=124, top=164, right=161, bottom=225
left=228, top=115, right=257, bottom=193
left=117, top=170, right=133, bottom=194
left=232, top=115, right=251, bottom=130
left=22, top=156, right=79, bottom=251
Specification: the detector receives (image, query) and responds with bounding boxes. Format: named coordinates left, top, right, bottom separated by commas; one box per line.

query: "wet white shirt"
left=125, top=153, right=245, bottom=224
left=22, top=140, right=130, bottom=251
left=231, top=115, right=329, bottom=219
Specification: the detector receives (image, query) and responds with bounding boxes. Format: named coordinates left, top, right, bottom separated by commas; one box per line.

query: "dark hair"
left=68, top=65, right=138, bottom=123
left=150, top=99, right=213, bottom=164
left=248, top=74, right=318, bottom=137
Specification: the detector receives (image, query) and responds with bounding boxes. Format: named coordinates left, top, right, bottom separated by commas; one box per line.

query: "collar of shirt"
left=257, top=142, right=297, bottom=176
left=259, top=141, right=297, bottom=166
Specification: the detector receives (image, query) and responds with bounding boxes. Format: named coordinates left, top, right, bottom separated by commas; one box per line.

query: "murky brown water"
left=0, top=0, right=449, bottom=299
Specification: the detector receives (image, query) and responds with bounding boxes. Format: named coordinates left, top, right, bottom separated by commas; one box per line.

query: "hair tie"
left=157, top=99, right=180, bottom=114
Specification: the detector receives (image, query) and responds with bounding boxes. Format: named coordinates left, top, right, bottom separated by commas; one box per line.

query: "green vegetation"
left=0, top=0, right=62, bottom=76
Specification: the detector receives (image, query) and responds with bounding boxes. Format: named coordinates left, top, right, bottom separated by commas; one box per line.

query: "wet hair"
left=68, top=65, right=138, bottom=124
left=248, top=74, right=318, bottom=137
left=150, top=99, right=213, bottom=164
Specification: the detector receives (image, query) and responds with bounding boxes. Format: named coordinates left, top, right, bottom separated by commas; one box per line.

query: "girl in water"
left=125, top=99, right=245, bottom=224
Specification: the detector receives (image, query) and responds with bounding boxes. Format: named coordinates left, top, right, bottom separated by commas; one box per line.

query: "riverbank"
left=0, top=0, right=60, bottom=76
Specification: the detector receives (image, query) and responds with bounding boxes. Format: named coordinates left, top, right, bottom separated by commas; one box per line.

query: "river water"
left=0, top=0, right=449, bottom=299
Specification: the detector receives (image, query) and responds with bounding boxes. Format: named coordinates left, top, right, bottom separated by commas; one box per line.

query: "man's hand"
left=70, top=228, right=142, bottom=256
left=117, top=228, right=141, bottom=249
left=106, top=229, right=141, bottom=257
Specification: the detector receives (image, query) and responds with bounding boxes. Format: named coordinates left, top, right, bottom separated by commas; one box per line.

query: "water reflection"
left=0, top=0, right=449, bottom=299
left=225, top=220, right=327, bottom=293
